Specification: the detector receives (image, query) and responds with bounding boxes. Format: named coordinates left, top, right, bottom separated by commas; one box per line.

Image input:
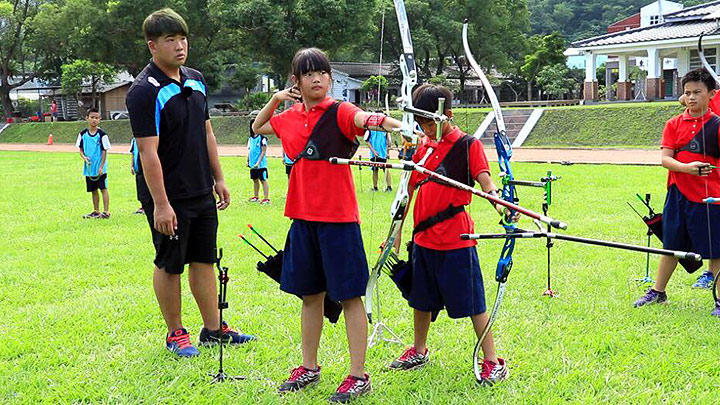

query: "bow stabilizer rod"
left=461, top=230, right=702, bottom=261
left=330, top=158, right=568, bottom=230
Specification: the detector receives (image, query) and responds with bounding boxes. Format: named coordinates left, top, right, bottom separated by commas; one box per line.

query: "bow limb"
left=463, top=19, right=516, bottom=383
left=699, top=32, right=718, bottom=305
left=364, top=0, right=419, bottom=322
left=699, top=32, right=720, bottom=87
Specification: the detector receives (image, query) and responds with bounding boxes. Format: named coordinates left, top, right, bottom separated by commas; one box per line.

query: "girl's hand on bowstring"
left=686, top=161, right=714, bottom=176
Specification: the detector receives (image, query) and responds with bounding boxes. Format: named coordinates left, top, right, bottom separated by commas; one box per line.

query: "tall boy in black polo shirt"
left=126, top=8, right=255, bottom=357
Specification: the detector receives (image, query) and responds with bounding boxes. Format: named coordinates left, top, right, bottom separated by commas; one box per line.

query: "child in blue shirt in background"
left=365, top=111, right=393, bottom=191
left=248, top=122, right=270, bottom=204
left=76, top=108, right=111, bottom=218
left=129, top=138, right=145, bottom=214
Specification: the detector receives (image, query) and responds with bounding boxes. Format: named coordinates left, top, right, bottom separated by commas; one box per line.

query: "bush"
left=235, top=92, right=273, bottom=111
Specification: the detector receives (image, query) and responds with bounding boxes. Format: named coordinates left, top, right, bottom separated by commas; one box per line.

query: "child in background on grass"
left=252, top=47, right=416, bottom=403
left=283, top=151, right=294, bottom=178
left=129, top=138, right=145, bottom=214
left=635, top=68, right=720, bottom=317
left=364, top=113, right=393, bottom=192
left=387, top=84, right=510, bottom=385
left=247, top=122, right=270, bottom=204
left=76, top=107, right=111, bottom=219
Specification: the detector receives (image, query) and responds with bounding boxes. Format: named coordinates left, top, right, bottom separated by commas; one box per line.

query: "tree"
left=220, top=0, right=375, bottom=80
left=520, top=32, right=567, bottom=100
left=536, top=63, right=576, bottom=99
left=61, top=59, right=117, bottom=110
left=0, top=1, right=58, bottom=117
left=361, top=75, right=387, bottom=106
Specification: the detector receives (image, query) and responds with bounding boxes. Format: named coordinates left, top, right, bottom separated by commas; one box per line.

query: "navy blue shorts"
left=281, top=220, right=369, bottom=302
left=409, top=244, right=486, bottom=319
left=663, top=185, right=720, bottom=259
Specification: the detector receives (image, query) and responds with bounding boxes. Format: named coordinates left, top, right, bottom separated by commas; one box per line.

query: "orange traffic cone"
left=47, top=134, right=53, bottom=145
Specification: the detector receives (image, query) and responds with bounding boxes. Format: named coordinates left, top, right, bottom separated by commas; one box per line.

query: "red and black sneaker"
left=389, top=346, right=429, bottom=370
left=328, top=373, right=371, bottom=403
left=277, top=365, right=321, bottom=393
left=478, top=358, right=508, bottom=386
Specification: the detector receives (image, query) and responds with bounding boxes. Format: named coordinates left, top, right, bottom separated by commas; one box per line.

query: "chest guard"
left=295, top=102, right=360, bottom=162
left=676, top=114, right=720, bottom=158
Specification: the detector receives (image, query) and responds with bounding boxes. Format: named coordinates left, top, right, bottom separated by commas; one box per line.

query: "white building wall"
left=640, top=0, right=683, bottom=27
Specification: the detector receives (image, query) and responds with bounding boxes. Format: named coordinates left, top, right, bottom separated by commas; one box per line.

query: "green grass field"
left=2, top=151, right=719, bottom=404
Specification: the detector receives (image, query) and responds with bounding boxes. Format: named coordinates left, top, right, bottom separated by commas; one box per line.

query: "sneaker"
left=328, top=373, right=371, bottom=403
left=478, top=358, right=508, bottom=386
left=100, top=212, right=110, bottom=219
left=692, top=271, right=715, bottom=289
left=634, top=288, right=668, bottom=307
left=372, top=187, right=379, bottom=191
left=260, top=198, right=271, bottom=205
left=134, top=207, right=145, bottom=214
left=386, top=186, right=392, bottom=192
left=277, top=365, right=321, bottom=393
left=389, top=346, right=429, bottom=371
left=83, top=211, right=100, bottom=219
left=198, top=321, right=256, bottom=346
left=165, top=328, right=199, bottom=358
left=248, top=197, right=259, bottom=202
left=712, top=300, right=720, bottom=318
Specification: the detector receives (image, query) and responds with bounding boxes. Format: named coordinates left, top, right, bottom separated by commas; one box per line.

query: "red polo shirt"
left=270, top=98, right=365, bottom=222
left=710, top=94, right=720, bottom=115
left=409, top=128, right=490, bottom=250
left=661, top=109, right=720, bottom=202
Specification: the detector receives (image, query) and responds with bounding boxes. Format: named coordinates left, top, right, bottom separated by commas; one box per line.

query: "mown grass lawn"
left=1, top=151, right=718, bottom=404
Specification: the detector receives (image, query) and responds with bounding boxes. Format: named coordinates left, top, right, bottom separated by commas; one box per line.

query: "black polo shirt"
left=126, top=61, right=213, bottom=202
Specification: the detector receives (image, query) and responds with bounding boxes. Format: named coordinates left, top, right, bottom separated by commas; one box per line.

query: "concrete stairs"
left=472, top=109, right=544, bottom=147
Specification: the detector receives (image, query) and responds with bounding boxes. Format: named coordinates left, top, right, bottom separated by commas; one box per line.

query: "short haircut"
left=143, top=8, right=189, bottom=41
left=291, top=48, right=332, bottom=79
left=412, top=84, right=453, bottom=120
left=86, top=107, right=99, bottom=116
left=682, top=68, right=717, bottom=91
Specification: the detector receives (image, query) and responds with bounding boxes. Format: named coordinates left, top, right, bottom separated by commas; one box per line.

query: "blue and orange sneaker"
left=198, top=321, right=256, bottom=346
left=692, top=271, right=715, bottom=289
left=166, top=328, right=199, bottom=358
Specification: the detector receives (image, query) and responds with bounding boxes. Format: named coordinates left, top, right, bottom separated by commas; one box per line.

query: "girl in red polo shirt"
left=386, top=84, right=510, bottom=385
left=636, top=68, right=720, bottom=317
left=252, top=47, right=412, bottom=403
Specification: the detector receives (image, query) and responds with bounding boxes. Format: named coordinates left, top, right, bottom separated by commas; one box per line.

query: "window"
left=690, top=48, right=717, bottom=72
left=650, top=15, right=661, bottom=25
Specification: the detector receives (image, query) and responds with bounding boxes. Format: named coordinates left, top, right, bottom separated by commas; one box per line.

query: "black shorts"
left=250, top=168, right=268, bottom=180
left=285, top=165, right=293, bottom=176
left=370, top=156, right=387, bottom=172
left=141, top=193, right=218, bottom=274
left=85, top=174, right=108, bottom=192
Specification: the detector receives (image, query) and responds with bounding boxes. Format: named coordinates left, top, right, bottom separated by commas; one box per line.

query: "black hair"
left=291, top=48, right=332, bottom=79
left=412, top=84, right=453, bottom=120
left=86, top=107, right=99, bottom=116
left=682, top=68, right=717, bottom=91
left=143, top=8, right=189, bottom=41
left=249, top=121, right=256, bottom=137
